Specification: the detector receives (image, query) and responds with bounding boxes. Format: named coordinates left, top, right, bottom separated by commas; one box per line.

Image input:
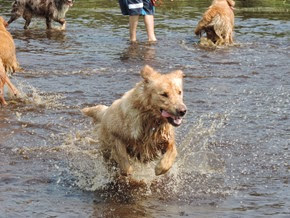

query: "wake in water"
left=180, top=38, right=242, bottom=52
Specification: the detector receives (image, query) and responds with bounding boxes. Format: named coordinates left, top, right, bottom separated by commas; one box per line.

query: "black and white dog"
left=8, top=0, right=74, bottom=30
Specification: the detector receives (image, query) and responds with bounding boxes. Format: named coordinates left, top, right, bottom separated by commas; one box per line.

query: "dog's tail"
left=81, top=105, right=108, bottom=123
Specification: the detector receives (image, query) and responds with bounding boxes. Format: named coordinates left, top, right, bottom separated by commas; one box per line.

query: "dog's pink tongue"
left=161, top=110, right=182, bottom=125
left=161, top=110, right=173, bottom=118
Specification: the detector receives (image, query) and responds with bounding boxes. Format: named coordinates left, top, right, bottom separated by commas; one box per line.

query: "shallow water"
left=0, top=0, right=289, bottom=217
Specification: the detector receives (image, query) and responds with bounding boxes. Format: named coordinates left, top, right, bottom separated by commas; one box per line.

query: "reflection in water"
left=120, top=42, right=156, bottom=62
left=92, top=193, right=151, bottom=218
left=12, top=29, right=68, bottom=43
left=45, top=29, right=67, bottom=42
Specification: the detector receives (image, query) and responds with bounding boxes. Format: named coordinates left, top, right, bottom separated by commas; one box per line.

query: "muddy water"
left=0, top=0, right=289, bottom=217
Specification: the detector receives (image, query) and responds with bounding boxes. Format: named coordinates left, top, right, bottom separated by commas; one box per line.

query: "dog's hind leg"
left=221, top=30, right=232, bottom=45
left=155, top=141, right=177, bottom=176
left=229, top=31, right=234, bottom=44
left=205, top=27, right=218, bottom=43
left=8, top=1, right=22, bottom=25
left=214, top=29, right=224, bottom=45
left=8, top=13, right=21, bottom=25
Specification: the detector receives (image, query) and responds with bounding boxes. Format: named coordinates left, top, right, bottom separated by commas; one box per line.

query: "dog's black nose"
left=177, top=105, right=187, bottom=117
left=179, top=109, right=187, bottom=117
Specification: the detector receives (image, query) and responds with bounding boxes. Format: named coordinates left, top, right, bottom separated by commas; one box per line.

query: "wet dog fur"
left=82, top=65, right=187, bottom=176
left=195, top=0, right=235, bottom=45
left=8, top=0, right=74, bottom=30
left=0, top=16, right=20, bottom=105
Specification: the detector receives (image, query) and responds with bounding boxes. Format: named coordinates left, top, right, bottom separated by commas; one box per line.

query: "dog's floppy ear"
left=141, top=65, right=159, bottom=82
left=4, top=20, right=8, bottom=28
left=227, top=0, right=235, bottom=7
left=0, top=17, right=8, bottom=28
left=170, top=70, right=184, bottom=79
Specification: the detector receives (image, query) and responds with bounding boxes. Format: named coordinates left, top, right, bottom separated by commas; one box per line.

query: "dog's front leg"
left=0, top=65, right=8, bottom=105
left=23, top=11, right=32, bottom=29
left=0, top=80, right=7, bottom=105
left=55, top=18, right=66, bottom=30
left=4, top=75, right=20, bottom=97
left=46, top=17, right=52, bottom=29
left=113, top=140, right=133, bottom=176
left=229, top=32, right=233, bottom=44
left=155, top=142, right=177, bottom=176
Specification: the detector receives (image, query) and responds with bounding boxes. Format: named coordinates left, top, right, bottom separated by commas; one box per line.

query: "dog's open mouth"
left=161, top=110, right=182, bottom=127
left=66, top=0, right=74, bottom=7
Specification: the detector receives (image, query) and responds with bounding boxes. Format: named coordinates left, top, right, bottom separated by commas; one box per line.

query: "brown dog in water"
left=195, top=0, right=235, bottom=45
left=8, top=0, right=74, bottom=30
left=0, top=16, right=20, bottom=105
left=82, top=65, right=187, bottom=176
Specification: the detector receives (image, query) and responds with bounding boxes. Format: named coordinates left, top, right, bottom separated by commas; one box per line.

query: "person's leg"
left=129, top=15, right=139, bottom=42
left=144, top=15, right=156, bottom=42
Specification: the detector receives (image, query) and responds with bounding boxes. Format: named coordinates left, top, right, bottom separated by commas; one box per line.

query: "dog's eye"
left=160, top=92, right=169, bottom=98
left=178, top=90, right=182, bottom=95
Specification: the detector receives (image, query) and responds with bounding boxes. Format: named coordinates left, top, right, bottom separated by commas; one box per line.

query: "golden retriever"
left=82, top=65, right=187, bottom=176
left=0, top=16, right=20, bottom=105
left=195, top=0, right=235, bottom=45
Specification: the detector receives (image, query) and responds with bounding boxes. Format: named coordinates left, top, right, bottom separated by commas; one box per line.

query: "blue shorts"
left=119, top=0, right=155, bottom=16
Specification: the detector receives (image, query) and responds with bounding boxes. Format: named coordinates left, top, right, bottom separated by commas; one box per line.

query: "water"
left=0, top=0, right=289, bottom=217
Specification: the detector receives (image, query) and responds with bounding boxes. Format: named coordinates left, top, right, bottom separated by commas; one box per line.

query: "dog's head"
left=0, top=16, right=9, bottom=29
left=62, top=0, right=74, bottom=7
left=213, top=0, right=235, bottom=8
left=140, top=65, right=187, bottom=127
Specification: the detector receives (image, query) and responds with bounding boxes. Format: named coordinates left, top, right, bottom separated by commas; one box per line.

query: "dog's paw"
left=155, top=164, right=170, bottom=176
left=13, top=89, right=21, bottom=97
left=120, top=165, right=133, bottom=177
left=52, top=27, right=64, bottom=31
left=0, top=100, right=8, bottom=106
left=59, top=21, right=66, bottom=31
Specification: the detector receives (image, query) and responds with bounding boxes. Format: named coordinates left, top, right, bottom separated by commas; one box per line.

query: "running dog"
left=195, top=0, right=235, bottom=45
left=8, top=0, right=74, bottom=30
left=82, top=65, right=187, bottom=176
left=0, top=16, right=20, bottom=105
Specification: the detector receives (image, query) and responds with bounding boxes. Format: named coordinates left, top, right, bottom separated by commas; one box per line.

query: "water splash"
left=60, top=112, right=230, bottom=202
left=60, top=129, right=113, bottom=191
left=9, top=78, right=65, bottom=109
left=177, top=113, right=229, bottom=174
